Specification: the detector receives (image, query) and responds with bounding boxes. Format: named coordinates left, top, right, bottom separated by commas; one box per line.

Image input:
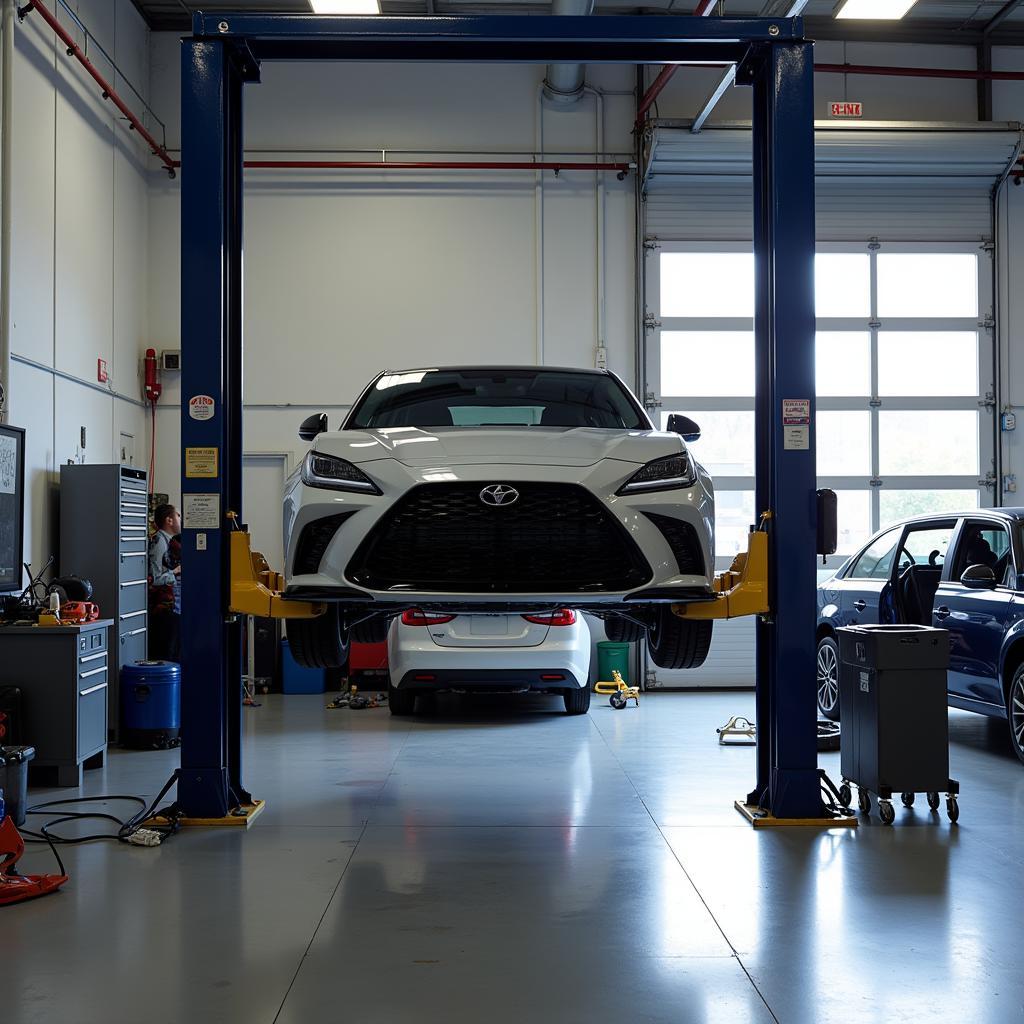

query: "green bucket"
left=597, top=641, right=632, bottom=685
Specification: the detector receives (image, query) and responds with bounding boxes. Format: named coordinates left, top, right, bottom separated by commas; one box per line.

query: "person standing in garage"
left=148, top=504, right=182, bottom=662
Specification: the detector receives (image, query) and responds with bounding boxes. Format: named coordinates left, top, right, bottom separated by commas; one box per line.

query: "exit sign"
left=830, top=101, right=863, bottom=118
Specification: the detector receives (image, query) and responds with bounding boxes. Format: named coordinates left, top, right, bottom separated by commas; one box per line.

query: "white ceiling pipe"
left=543, top=0, right=596, bottom=105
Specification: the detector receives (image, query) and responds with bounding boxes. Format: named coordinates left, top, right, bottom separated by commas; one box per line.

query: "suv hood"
left=313, top=427, right=685, bottom=468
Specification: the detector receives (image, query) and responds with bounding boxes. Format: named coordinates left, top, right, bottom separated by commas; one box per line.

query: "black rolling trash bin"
left=837, top=624, right=960, bottom=825
left=0, top=745, right=35, bottom=828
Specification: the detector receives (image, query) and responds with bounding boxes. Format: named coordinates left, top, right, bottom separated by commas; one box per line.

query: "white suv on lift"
left=282, top=366, right=716, bottom=676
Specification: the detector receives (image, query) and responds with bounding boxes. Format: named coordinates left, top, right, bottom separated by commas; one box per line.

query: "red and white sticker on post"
left=188, top=394, right=215, bottom=421
left=782, top=399, right=811, bottom=451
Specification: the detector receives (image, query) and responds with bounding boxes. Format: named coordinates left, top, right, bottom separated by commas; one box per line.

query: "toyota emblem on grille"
left=480, top=484, right=520, bottom=507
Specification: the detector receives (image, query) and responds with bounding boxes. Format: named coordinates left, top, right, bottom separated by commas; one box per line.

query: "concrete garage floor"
left=4, top=691, right=1024, bottom=1024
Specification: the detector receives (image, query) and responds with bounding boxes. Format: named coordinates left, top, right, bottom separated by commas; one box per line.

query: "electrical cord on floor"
left=20, top=773, right=184, bottom=853
left=818, top=770, right=854, bottom=819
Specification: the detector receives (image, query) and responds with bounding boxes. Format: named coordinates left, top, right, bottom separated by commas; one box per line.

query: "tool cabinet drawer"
left=118, top=579, right=149, bottom=614
left=119, top=625, right=147, bottom=667
left=78, top=681, right=108, bottom=757
left=119, top=550, right=149, bottom=582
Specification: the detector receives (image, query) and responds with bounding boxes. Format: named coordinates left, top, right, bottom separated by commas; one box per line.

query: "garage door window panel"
left=649, top=243, right=991, bottom=582
left=660, top=333, right=754, bottom=398
left=877, top=253, right=979, bottom=318
left=880, top=490, right=979, bottom=527
left=878, top=332, right=979, bottom=398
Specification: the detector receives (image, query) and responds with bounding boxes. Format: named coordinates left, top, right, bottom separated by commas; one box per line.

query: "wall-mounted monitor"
left=0, top=424, right=26, bottom=593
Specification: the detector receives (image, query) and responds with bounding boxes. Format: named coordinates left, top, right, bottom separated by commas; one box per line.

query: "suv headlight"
left=302, top=451, right=381, bottom=495
left=617, top=454, right=695, bottom=495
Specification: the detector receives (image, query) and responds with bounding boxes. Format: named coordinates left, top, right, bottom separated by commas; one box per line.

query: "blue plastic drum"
left=121, top=660, right=181, bottom=750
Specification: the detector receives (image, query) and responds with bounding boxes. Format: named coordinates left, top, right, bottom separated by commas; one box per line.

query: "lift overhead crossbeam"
left=179, top=12, right=823, bottom=821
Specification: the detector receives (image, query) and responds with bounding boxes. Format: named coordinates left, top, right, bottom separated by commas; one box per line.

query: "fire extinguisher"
left=144, top=348, right=162, bottom=403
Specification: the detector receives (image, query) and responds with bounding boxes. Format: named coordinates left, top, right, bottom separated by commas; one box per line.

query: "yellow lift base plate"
left=228, top=520, right=324, bottom=621
left=146, top=800, right=267, bottom=830
left=677, top=525, right=769, bottom=621
left=735, top=801, right=858, bottom=829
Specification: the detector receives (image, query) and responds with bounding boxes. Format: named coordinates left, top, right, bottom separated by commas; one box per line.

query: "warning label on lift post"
left=782, top=399, right=811, bottom=451
left=189, top=395, right=215, bottom=420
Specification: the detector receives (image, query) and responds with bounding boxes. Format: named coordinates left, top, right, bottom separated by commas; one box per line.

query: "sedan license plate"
left=469, top=616, right=511, bottom=637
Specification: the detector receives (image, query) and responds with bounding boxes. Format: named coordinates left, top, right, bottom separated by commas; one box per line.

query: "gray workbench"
left=0, top=619, right=113, bottom=786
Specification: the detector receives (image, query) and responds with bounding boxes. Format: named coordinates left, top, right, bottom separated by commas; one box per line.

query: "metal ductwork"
left=543, top=0, right=595, bottom=104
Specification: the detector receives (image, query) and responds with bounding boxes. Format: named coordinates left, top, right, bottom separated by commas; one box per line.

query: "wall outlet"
left=1002, top=410, right=1017, bottom=432
left=97, top=358, right=108, bottom=383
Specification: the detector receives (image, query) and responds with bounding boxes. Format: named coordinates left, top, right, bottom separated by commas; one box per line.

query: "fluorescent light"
left=309, top=0, right=381, bottom=13
left=834, top=0, right=916, bottom=18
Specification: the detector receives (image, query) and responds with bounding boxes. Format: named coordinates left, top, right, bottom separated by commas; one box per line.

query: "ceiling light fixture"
left=833, top=0, right=917, bottom=19
left=309, top=0, right=382, bottom=13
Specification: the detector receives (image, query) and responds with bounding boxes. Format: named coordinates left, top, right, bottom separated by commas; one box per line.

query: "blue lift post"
left=179, top=13, right=824, bottom=820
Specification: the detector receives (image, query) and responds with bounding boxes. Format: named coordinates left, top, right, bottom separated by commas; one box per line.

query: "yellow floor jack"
left=595, top=670, right=640, bottom=710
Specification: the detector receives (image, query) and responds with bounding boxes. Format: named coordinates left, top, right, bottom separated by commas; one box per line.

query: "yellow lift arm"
left=675, top=513, right=771, bottom=621
left=227, top=513, right=325, bottom=620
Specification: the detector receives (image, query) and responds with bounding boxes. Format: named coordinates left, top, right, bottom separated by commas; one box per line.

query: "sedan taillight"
left=522, top=609, right=577, bottom=627
left=401, top=608, right=456, bottom=627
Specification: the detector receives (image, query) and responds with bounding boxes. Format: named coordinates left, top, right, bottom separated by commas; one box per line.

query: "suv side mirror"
left=960, top=564, right=997, bottom=590
left=666, top=414, right=701, bottom=442
left=299, top=413, right=328, bottom=442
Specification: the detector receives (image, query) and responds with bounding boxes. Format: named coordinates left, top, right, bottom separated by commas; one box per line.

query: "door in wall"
left=242, top=454, right=288, bottom=575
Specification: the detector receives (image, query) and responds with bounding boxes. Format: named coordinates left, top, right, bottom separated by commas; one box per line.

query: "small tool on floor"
left=0, top=795, right=68, bottom=907
left=717, top=715, right=757, bottom=746
left=595, top=670, right=639, bottom=710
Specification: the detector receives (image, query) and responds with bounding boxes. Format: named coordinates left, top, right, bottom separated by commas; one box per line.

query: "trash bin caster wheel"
left=838, top=783, right=852, bottom=809
left=858, top=788, right=871, bottom=814
left=879, top=800, right=896, bottom=826
left=946, top=795, right=960, bottom=824
left=901, top=792, right=915, bottom=808
left=927, top=791, right=941, bottom=811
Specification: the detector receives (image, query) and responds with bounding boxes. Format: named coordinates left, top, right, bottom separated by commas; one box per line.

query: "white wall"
left=144, top=33, right=1024, bottom=510
left=7, top=0, right=153, bottom=571
left=147, top=38, right=637, bottom=503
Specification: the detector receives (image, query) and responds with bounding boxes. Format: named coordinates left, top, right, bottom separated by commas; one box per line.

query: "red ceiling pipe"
left=19, top=0, right=178, bottom=176
left=816, top=62, right=1024, bottom=82
left=637, top=65, right=681, bottom=124
left=636, top=1, right=716, bottom=126
left=243, top=160, right=631, bottom=176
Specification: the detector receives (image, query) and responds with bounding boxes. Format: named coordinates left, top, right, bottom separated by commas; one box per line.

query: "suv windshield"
left=346, top=368, right=649, bottom=430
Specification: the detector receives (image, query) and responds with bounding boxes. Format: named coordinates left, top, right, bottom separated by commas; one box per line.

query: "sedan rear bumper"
left=393, top=668, right=588, bottom=692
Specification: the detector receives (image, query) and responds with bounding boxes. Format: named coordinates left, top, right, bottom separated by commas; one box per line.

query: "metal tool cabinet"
left=838, top=624, right=960, bottom=824
left=60, top=465, right=149, bottom=739
left=0, top=620, right=113, bottom=787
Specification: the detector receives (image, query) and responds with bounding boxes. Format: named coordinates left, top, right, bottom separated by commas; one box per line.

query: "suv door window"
left=847, top=528, right=901, bottom=580
left=952, top=522, right=1013, bottom=585
left=896, top=523, right=955, bottom=571
left=893, top=522, right=955, bottom=626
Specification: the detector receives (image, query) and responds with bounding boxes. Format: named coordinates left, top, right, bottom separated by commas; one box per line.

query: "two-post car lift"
left=178, top=12, right=825, bottom=821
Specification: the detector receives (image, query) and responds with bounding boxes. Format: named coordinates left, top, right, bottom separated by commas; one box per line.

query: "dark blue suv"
left=817, top=509, right=1024, bottom=765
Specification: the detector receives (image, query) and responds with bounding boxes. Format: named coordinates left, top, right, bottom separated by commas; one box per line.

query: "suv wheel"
left=816, top=636, right=840, bottom=722
left=604, top=616, right=646, bottom=643
left=287, top=606, right=349, bottom=669
left=1008, top=665, right=1024, bottom=765
left=563, top=685, right=592, bottom=715
left=647, top=607, right=713, bottom=670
